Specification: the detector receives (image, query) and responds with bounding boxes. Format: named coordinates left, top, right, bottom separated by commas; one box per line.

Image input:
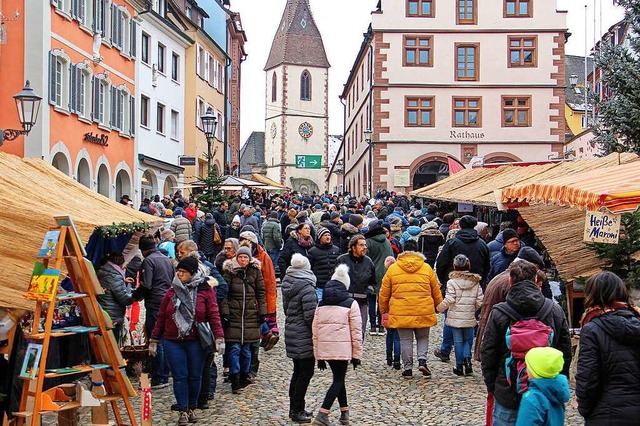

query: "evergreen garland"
left=95, top=222, right=151, bottom=238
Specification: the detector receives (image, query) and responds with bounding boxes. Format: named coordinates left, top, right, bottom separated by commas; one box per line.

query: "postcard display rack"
left=14, top=218, right=138, bottom=426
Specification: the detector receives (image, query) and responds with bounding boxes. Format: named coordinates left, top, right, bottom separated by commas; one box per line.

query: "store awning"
left=138, top=154, right=184, bottom=174
left=502, top=159, right=640, bottom=213
left=410, top=153, right=638, bottom=207
left=250, top=173, right=289, bottom=189
left=0, top=153, right=163, bottom=311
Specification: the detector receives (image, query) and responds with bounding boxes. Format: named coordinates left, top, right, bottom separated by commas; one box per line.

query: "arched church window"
left=272, top=72, right=277, bottom=102
left=300, top=70, right=311, bottom=101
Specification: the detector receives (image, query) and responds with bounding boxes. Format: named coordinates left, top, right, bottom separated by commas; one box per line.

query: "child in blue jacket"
left=515, top=346, right=570, bottom=426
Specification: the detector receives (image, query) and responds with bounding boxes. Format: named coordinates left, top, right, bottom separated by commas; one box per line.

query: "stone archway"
left=484, top=152, right=522, bottom=164
left=51, top=152, right=70, bottom=176
left=163, top=175, right=178, bottom=197
left=141, top=169, right=158, bottom=200
left=96, top=164, right=110, bottom=197
left=290, top=177, right=319, bottom=195
left=115, top=169, right=132, bottom=202
left=77, top=158, right=91, bottom=188
left=412, top=160, right=449, bottom=190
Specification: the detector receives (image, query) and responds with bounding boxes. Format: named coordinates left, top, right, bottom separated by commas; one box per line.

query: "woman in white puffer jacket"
left=436, top=254, right=483, bottom=377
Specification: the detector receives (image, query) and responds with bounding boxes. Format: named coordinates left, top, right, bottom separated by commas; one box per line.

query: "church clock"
left=298, top=122, right=313, bottom=139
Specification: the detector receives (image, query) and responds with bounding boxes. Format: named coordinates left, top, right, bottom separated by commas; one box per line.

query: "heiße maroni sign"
left=583, top=210, right=621, bottom=244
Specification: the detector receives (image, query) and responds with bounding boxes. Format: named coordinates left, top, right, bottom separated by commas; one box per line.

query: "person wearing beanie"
left=458, top=215, right=478, bottom=230
left=339, top=215, right=363, bottom=254
left=159, top=229, right=177, bottom=259
left=132, top=234, right=176, bottom=388
left=308, top=227, right=340, bottom=302
left=312, top=263, right=362, bottom=426
left=364, top=219, right=394, bottom=336
left=221, top=242, right=266, bottom=394
left=348, top=214, right=364, bottom=228
left=487, top=226, right=519, bottom=258
left=151, top=242, right=223, bottom=424
left=194, top=212, right=223, bottom=264
left=436, top=254, right=483, bottom=377
left=486, top=229, right=521, bottom=282
left=279, top=222, right=314, bottom=280
left=515, top=347, right=569, bottom=426
left=281, top=253, right=318, bottom=423
left=417, top=222, right=444, bottom=268
left=170, top=206, right=193, bottom=245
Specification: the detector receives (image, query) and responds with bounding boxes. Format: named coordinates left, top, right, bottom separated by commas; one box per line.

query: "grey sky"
left=232, top=0, right=625, bottom=146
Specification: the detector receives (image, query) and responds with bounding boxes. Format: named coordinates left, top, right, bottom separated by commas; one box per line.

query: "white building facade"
left=340, top=0, right=568, bottom=194
left=135, top=2, right=191, bottom=200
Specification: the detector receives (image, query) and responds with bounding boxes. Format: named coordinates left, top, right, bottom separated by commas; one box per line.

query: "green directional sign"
left=295, top=155, right=322, bottom=169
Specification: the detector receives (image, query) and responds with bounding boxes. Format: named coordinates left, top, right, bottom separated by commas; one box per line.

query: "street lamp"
left=200, top=106, right=218, bottom=176
left=568, top=74, right=579, bottom=88
left=0, top=80, right=42, bottom=146
left=364, top=128, right=373, bottom=197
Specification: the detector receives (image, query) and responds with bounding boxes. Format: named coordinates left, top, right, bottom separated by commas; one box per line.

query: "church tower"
left=264, top=0, right=330, bottom=194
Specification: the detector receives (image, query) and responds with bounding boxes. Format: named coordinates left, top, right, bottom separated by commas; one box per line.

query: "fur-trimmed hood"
left=340, top=222, right=360, bottom=235
left=420, top=227, right=444, bottom=238
left=447, top=271, right=482, bottom=289
left=222, top=257, right=262, bottom=274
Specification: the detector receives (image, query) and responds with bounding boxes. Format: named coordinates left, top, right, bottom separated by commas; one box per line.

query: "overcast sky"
left=232, top=0, right=625, bottom=146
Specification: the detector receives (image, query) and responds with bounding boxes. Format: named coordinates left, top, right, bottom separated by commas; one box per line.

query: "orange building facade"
left=1, top=0, right=143, bottom=201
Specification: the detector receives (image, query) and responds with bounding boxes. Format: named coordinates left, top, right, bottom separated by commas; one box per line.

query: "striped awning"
left=502, top=159, right=640, bottom=213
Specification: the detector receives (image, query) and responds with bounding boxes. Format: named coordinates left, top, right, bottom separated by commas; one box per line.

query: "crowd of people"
left=94, top=189, right=640, bottom=425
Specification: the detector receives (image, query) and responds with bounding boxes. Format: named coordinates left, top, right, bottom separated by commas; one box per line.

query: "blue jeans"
left=451, top=327, right=474, bottom=364
left=163, top=339, right=206, bottom=410
left=385, top=328, right=401, bottom=360
left=145, top=309, right=169, bottom=383
left=440, top=310, right=453, bottom=355
left=228, top=343, right=252, bottom=375
left=199, top=351, right=218, bottom=402
left=268, top=248, right=280, bottom=273
left=367, top=294, right=380, bottom=328
left=493, top=400, right=518, bottom=426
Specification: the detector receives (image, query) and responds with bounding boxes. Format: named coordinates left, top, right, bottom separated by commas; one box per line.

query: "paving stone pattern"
left=42, top=289, right=584, bottom=425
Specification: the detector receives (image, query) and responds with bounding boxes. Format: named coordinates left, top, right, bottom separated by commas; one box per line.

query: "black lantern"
left=200, top=107, right=217, bottom=140
left=1, top=80, right=42, bottom=145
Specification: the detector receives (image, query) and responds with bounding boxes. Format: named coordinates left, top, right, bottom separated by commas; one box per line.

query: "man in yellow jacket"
left=378, top=244, right=443, bottom=380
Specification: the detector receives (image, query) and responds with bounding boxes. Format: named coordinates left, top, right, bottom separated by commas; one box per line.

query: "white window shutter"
left=79, top=0, right=85, bottom=23
left=117, top=9, right=123, bottom=49
left=204, top=53, right=209, bottom=81
left=196, top=44, right=201, bottom=77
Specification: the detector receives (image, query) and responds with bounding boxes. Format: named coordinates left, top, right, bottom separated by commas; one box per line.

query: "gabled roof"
left=565, top=55, right=594, bottom=109
left=264, top=0, right=330, bottom=71
left=239, top=131, right=266, bottom=175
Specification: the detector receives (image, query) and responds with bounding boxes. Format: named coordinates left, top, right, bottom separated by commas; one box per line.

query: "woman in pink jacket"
left=312, top=264, right=363, bottom=426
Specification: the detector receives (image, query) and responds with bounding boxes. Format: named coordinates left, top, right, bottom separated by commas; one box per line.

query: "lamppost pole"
left=364, top=128, right=373, bottom=198
left=200, top=106, right=218, bottom=211
left=0, top=80, right=42, bottom=146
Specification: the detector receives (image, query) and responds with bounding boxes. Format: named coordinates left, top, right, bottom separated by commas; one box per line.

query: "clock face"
left=298, top=122, right=313, bottom=139
left=270, top=123, right=277, bottom=139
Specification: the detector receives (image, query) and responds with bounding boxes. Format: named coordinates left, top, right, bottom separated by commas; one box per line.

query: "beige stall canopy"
left=0, top=153, right=163, bottom=311
left=410, top=153, right=639, bottom=281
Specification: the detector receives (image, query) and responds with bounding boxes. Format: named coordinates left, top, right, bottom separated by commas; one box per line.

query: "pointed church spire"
left=264, top=0, right=330, bottom=71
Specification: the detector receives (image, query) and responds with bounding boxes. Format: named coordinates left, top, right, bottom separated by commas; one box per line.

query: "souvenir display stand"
left=14, top=220, right=138, bottom=426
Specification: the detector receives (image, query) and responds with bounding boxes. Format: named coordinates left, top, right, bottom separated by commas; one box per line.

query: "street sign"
left=295, top=155, right=322, bottom=169
left=179, top=156, right=196, bottom=166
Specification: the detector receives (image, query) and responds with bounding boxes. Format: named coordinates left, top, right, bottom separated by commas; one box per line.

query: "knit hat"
left=525, top=347, right=564, bottom=379
left=176, top=256, right=199, bottom=275
left=296, top=211, right=308, bottom=220
left=161, top=229, right=175, bottom=240
left=330, top=212, right=340, bottom=220
left=239, top=231, right=258, bottom=245
left=174, top=207, right=184, bottom=217
left=321, top=212, right=331, bottom=222
left=366, top=211, right=376, bottom=219
left=517, top=247, right=544, bottom=269
left=331, top=264, right=350, bottom=288
left=384, top=256, right=396, bottom=269
left=138, top=235, right=156, bottom=251
left=164, top=209, right=173, bottom=217
left=453, top=254, right=470, bottom=270
left=197, top=210, right=206, bottom=218
left=502, top=228, right=519, bottom=243
left=349, top=214, right=363, bottom=227
left=388, top=216, right=402, bottom=232
left=459, top=215, right=478, bottom=229
left=290, top=253, right=311, bottom=270
left=236, top=246, right=252, bottom=259
left=316, top=227, right=331, bottom=241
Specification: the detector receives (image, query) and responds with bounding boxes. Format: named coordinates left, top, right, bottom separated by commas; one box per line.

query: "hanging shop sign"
left=583, top=211, right=621, bottom=244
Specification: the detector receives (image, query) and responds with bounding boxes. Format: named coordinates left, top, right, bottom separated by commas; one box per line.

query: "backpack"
left=494, top=299, right=555, bottom=394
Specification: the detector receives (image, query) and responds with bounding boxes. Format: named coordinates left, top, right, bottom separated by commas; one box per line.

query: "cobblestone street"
left=44, top=288, right=583, bottom=425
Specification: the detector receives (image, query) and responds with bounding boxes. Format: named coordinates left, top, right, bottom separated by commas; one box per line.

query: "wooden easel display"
left=14, top=218, right=138, bottom=426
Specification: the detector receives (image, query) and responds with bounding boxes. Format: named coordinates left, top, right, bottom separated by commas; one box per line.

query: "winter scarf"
left=291, top=231, right=314, bottom=249
left=171, top=271, right=203, bottom=338
left=581, top=301, right=640, bottom=326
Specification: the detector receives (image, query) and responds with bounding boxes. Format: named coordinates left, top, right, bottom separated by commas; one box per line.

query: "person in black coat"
left=278, top=223, right=314, bottom=280
left=194, top=213, right=223, bottom=263
left=486, top=228, right=520, bottom=282
left=480, top=260, right=571, bottom=422
left=417, top=222, right=444, bottom=267
left=212, top=201, right=229, bottom=238
left=576, top=271, right=640, bottom=425
left=336, top=235, right=376, bottom=339
left=308, top=228, right=340, bottom=300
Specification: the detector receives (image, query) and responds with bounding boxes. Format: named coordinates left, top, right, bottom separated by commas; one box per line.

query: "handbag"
left=213, top=226, right=222, bottom=245
left=196, top=321, right=215, bottom=352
